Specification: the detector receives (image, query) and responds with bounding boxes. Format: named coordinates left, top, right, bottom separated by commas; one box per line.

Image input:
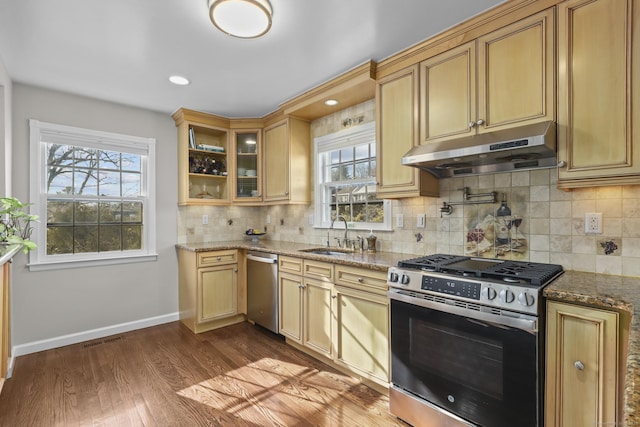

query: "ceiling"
left=0, top=0, right=504, bottom=118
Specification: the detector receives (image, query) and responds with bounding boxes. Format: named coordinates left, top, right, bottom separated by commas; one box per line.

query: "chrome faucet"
left=329, top=215, right=349, bottom=248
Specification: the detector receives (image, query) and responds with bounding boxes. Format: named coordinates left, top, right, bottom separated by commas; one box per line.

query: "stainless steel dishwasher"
left=246, top=251, right=279, bottom=333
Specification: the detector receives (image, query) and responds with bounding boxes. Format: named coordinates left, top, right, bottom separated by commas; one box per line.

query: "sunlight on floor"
left=177, top=357, right=360, bottom=425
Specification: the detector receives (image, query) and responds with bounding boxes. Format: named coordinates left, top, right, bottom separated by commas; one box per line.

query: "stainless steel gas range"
left=387, top=254, right=563, bottom=427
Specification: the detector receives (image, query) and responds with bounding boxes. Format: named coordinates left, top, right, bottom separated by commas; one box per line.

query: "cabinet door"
left=278, top=272, right=303, bottom=343
left=198, top=264, right=238, bottom=323
left=0, top=262, right=10, bottom=382
left=477, top=8, right=555, bottom=132
left=420, top=42, right=476, bottom=143
left=377, top=66, right=439, bottom=198
left=557, top=0, right=640, bottom=187
left=232, top=129, right=262, bottom=203
left=302, top=278, right=333, bottom=358
left=546, top=301, right=618, bottom=427
left=334, top=285, right=389, bottom=384
left=263, top=121, right=290, bottom=202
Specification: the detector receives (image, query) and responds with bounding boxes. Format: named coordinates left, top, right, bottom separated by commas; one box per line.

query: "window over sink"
left=313, top=122, right=391, bottom=231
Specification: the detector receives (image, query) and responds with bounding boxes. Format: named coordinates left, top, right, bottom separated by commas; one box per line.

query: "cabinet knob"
left=357, top=277, right=364, bottom=283
left=574, top=361, right=585, bottom=371
left=332, top=295, right=337, bottom=299
left=476, top=119, right=485, bottom=126
left=557, top=160, right=567, bottom=168
left=285, top=191, right=289, bottom=196
left=217, top=256, right=221, bottom=261
left=468, top=121, right=476, bottom=128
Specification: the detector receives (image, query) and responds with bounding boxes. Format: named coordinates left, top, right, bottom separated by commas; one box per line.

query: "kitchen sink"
left=298, top=247, right=353, bottom=256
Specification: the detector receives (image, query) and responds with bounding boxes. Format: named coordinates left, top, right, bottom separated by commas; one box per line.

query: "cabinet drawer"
left=197, top=250, right=237, bottom=268
left=334, top=265, right=388, bottom=293
left=279, top=256, right=303, bottom=275
left=303, top=260, right=334, bottom=282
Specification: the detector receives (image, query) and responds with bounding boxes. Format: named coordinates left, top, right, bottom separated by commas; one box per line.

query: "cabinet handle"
left=574, top=361, right=585, bottom=371
left=557, top=160, right=567, bottom=168
left=476, top=119, right=485, bottom=126
left=468, top=121, right=476, bottom=128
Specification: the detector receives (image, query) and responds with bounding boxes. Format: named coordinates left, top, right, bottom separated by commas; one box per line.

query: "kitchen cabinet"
left=545, top=301, right=619, bottom=427
left=172, top=108, right=231, bottom=206
left=178, top=249, right=246, bottom=333
left=0, top=260, right=11, bottom=392
left=375, top=65, right=438, bottom=198
left=557, top=0, right=640, bottom=188
left=263, top=118, right=311, bottom=204
left=333, top=265, right=389, bottom=385
left=231, top=129, right=263, bottom=204
left=420, top=8, right=555, bottom=143
left=278, top=257, right=334, bottom=359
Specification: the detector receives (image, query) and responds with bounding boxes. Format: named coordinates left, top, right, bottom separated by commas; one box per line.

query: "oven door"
left=389, top=290, right=541, bottom=427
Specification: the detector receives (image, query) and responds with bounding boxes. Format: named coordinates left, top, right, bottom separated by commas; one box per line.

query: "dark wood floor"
left=0, top=321, right=405, bottom=426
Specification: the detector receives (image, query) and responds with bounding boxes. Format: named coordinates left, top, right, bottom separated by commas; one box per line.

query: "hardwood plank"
left=0, top=322, right=404, bottom=426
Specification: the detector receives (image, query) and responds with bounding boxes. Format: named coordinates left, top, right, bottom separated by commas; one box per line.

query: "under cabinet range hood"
left=402, top=121, right=557, bottom=177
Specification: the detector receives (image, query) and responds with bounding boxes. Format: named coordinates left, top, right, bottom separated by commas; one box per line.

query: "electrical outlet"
left=266, top=214, right=271, bottom=224
left=308, top=214, right=314, bottom=225
left=585, top=213, right=603, bottom=234
left=202, top=214, right=208, bottom=225
left=417, top=214, right=426, bottom=228
left=396, top=214, right=404, bottom=228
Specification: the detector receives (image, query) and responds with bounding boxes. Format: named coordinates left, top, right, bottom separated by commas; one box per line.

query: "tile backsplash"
left=177, top=100, right=640, bottom=278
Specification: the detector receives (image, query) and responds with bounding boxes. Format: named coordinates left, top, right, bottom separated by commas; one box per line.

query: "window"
left=314, top=122, right=391, bottom=230
left=29, top=120, right=157, bottom=270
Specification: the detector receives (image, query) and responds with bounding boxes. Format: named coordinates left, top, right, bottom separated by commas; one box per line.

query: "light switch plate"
left=417, top=214, right=426, bottom=228
left=202, top=214, right=209, bottom=225
left=396, top=214, right=404, bottom=228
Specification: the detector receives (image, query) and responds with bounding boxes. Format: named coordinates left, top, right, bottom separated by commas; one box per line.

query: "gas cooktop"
left=397, top=254, right=563, bottom=287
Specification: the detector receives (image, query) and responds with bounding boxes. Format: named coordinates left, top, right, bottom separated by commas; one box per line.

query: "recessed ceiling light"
left=169, top=75, right=190, bottom=86
left=325, top=99, right=339, bottom=106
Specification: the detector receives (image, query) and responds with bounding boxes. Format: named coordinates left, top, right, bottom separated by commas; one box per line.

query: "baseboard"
left=10, top=312, right=180, bottom=365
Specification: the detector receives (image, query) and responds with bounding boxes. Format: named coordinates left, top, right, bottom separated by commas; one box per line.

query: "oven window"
left=410, top=319, right=503, bottom=399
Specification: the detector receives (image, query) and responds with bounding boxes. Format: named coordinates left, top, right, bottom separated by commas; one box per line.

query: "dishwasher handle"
left=246, top=254, right=278, bottom=264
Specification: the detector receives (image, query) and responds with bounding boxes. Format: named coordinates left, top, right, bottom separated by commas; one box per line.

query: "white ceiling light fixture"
left=209, top=0, right=273, bottom=39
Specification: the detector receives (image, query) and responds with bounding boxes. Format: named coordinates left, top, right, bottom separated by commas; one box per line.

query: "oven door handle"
left=388, top=289, right=538, bottom=333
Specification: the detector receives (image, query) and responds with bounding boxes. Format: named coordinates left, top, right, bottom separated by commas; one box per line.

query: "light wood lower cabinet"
left=278, top=257, right=334, bottom=359
left=278, top=257, right=390, bottom=389
left=0, top=260, right=11, bottom=393
left=545, top=301, right=619, bottom=427
left=178, top=249, right=246, bottom=333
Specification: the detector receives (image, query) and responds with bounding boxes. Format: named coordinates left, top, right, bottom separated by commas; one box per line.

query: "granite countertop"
left=176, top=240, right=410, bottom=272
left=544, top=271, right=639, bottom=427
left=177, top=241, right=639, bottom=425
left=0, top=244, right=21, bottom=266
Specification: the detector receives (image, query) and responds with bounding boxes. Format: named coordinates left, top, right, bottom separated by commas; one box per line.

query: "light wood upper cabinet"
left=420, top=9, right=555, bottom=144
left=557, top=0, right=640, bottom=188
left=172, top=109, right=231, bottom=206
left=376, top=65, right=438, bottom=198
left=263, top=118, right=311, bottom=204
left=231, top=129, right=263, bottom=204
left=546, top=301, right=619, bottom=427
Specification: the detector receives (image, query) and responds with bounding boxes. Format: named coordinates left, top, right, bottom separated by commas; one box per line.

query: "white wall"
left=10, top=83, right=179, bottom=350
left=0, top=54, right=11, bottom=196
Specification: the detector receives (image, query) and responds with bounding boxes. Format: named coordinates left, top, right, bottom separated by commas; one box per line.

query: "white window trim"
left=313, top=122, right=392, bottom=231
left=28, top=119, right=157, bottom=271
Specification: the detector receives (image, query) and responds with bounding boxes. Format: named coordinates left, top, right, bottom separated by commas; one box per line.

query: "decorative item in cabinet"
left=233, top=130, right=262, bottom=202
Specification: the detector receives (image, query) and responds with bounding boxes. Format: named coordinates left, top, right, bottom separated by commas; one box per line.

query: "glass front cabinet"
left=232, top=129, right=262, bottom=204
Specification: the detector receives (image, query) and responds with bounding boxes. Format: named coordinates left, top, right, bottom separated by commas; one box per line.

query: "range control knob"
left=389, top=272, right=399, bottom=283
left=518, top=292, right=535, bottom=307
left=400, top=274, right=410, bottom=285
left=481, top=287, right=497, bottom=300
left=499, top=289, right=515, bottom=303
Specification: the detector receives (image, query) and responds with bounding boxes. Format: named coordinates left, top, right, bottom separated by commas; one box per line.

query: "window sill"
left=28, top=253, right=158, bottom=271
